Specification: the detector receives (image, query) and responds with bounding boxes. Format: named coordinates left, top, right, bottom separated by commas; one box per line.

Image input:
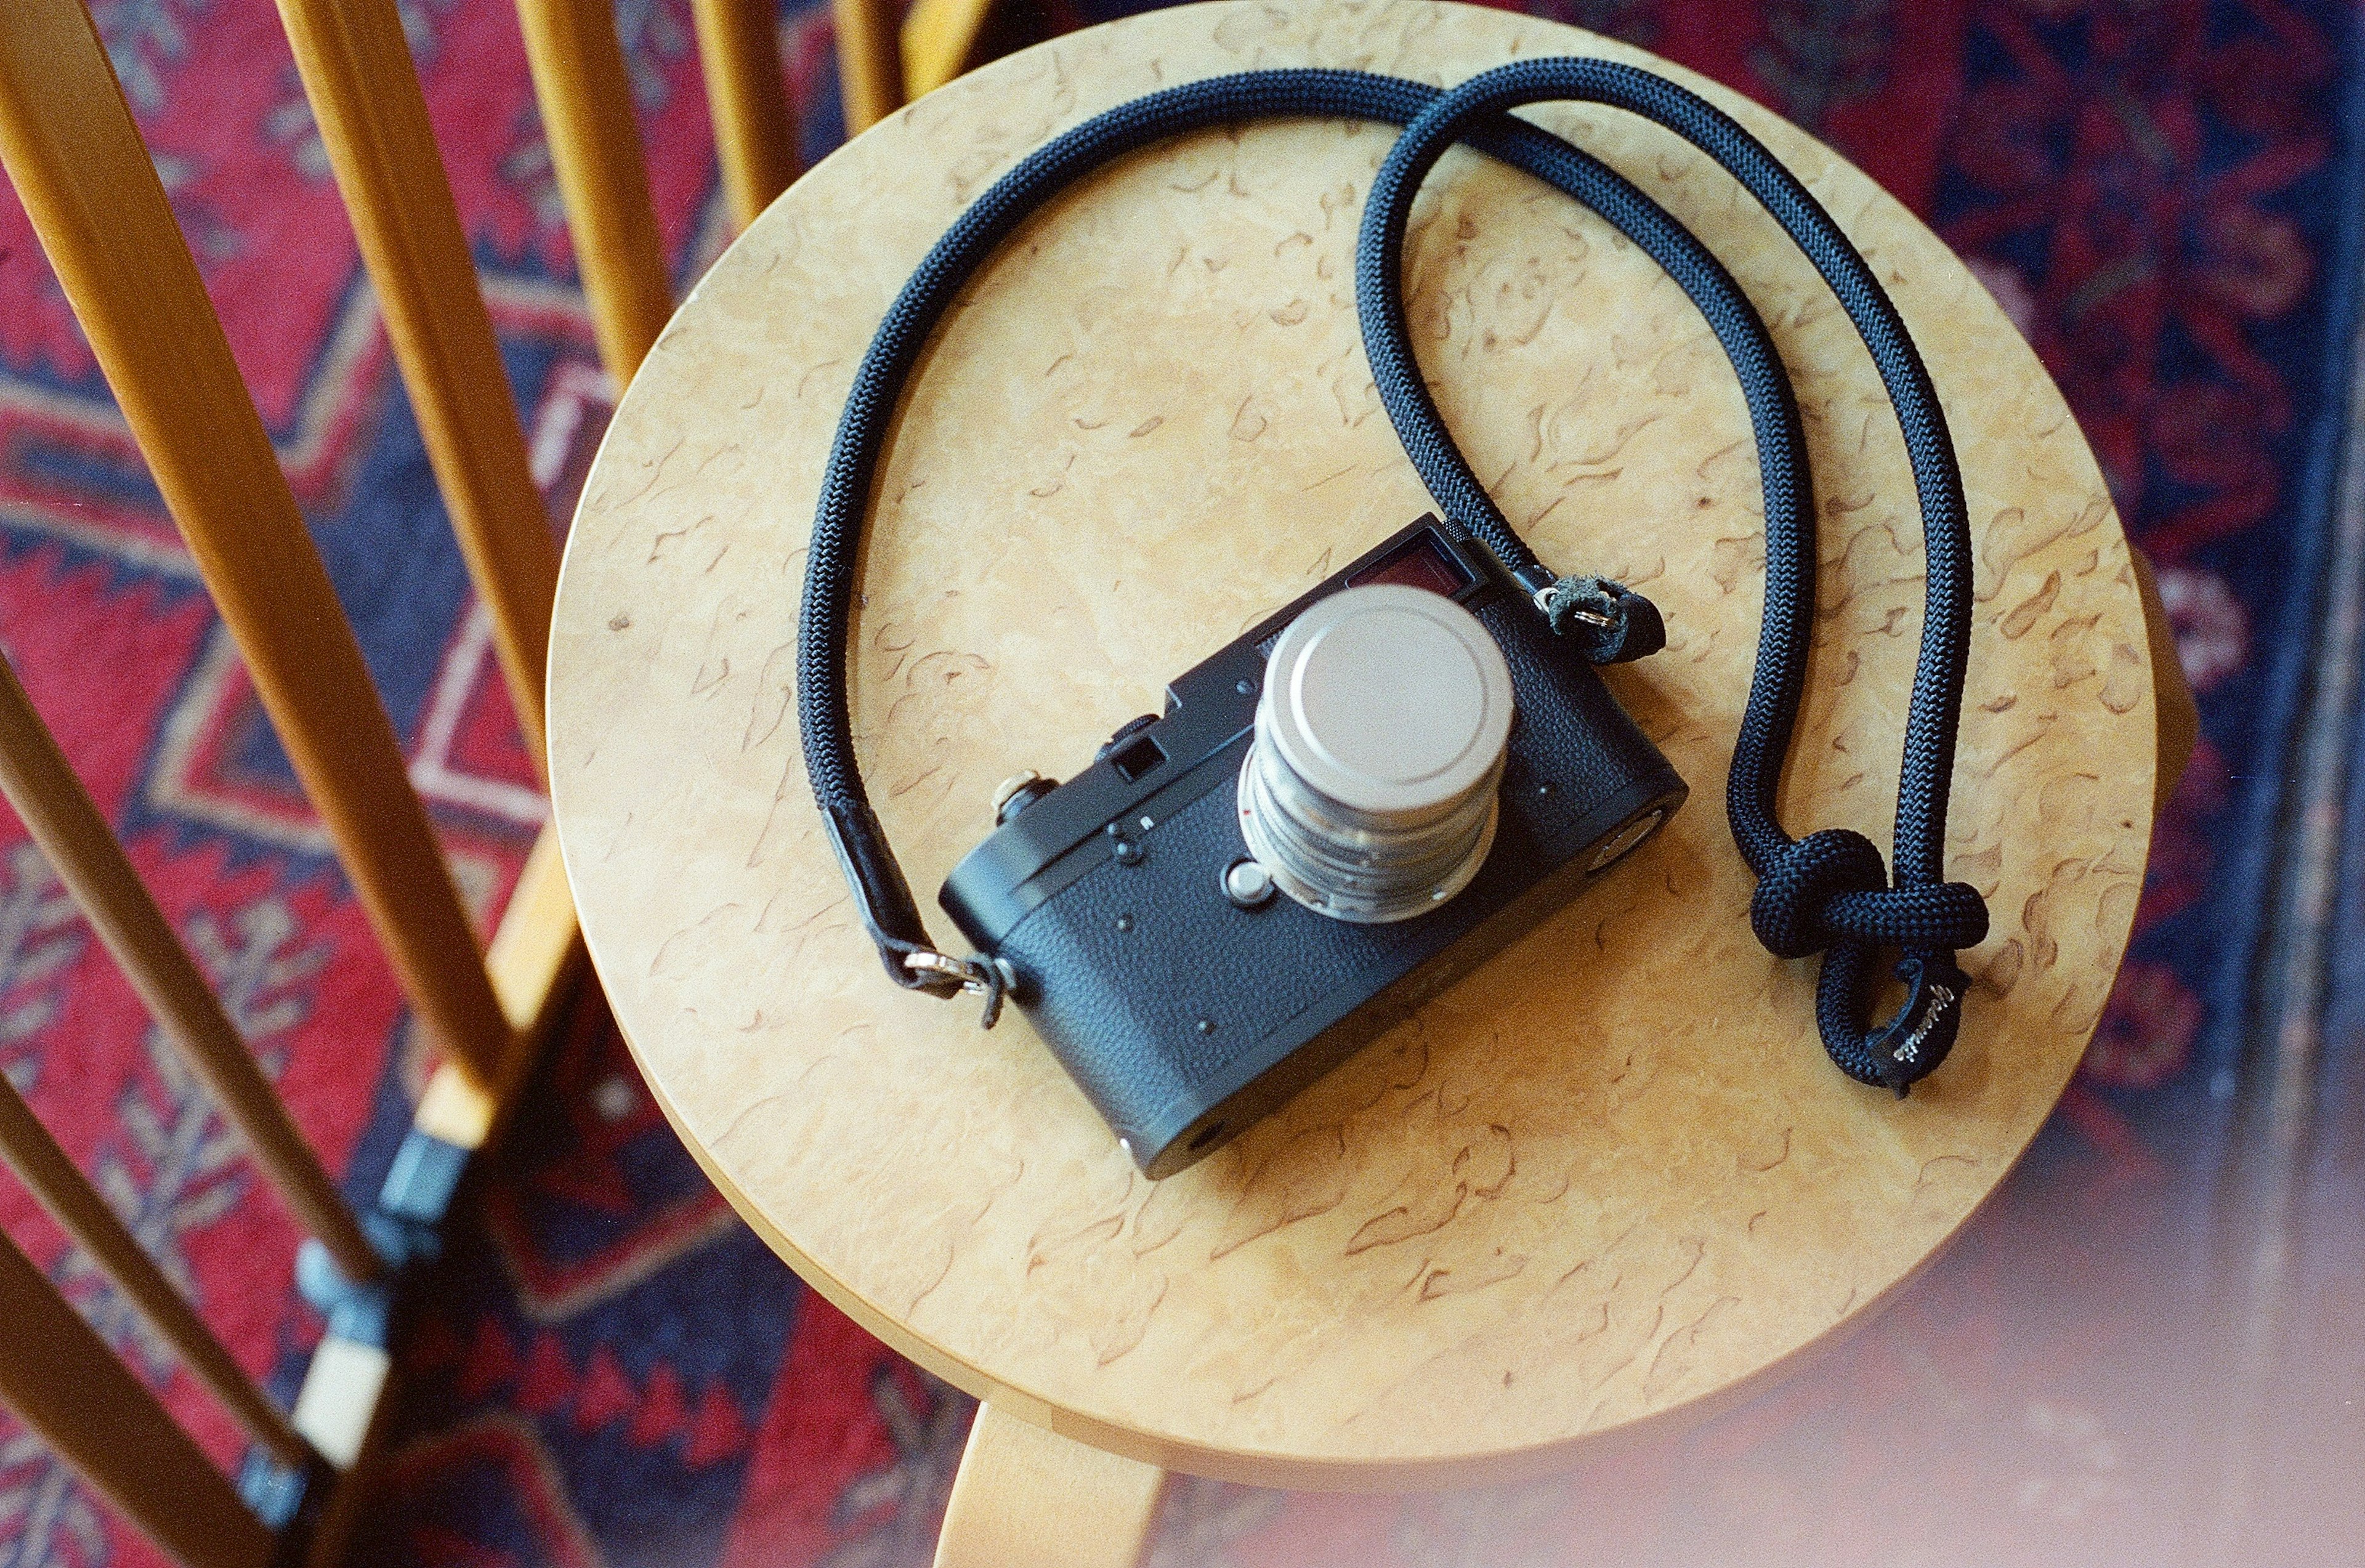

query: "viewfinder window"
left=1346, top=528, right=1475, bottom=598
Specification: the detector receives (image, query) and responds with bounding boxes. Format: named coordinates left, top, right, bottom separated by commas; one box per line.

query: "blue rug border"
left=2196, top=6, right=2365, bottom=1095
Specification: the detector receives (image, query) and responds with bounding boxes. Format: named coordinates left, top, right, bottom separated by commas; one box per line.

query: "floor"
left=0, top=2, right=2359, bottom=1566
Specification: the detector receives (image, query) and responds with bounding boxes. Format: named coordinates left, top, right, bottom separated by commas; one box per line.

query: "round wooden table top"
left=548, top=0, right=2158, bottom=1490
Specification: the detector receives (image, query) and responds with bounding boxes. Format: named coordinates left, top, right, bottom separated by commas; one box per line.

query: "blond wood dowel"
left=0, top=1228, right=277, bottom=1568
left=900, top=0, right=996, bottom=99
left=512, top=0, right=674, bottom=383
left=833, top=0, right=905, bottom=135
left=0, top=655, right=383, bottom=1285
left=417, top=821, right=586, bottom=1150
left=483, top=820, right=584, bottom=1041
left=0, top=1075, right=311, bottom=1468
left=275, top=0, right=560, bottom=777
left=934, top=1404, right=1166, bottom=1568
left=692, top=0, right=800, bottom=232
left=2131, top=546, right=2198, bottom=812
left=289, top=1334, right=390, bottom=1472
left=0, top=0, right=513, bottom=1091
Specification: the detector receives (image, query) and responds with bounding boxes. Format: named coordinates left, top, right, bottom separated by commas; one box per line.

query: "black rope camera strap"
left=797, top=63, right=1989, bottom=1093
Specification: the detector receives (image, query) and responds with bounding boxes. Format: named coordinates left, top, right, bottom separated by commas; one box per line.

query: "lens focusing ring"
left=1239, top=741, right=1502, bottom=921
left=1236, top=583, right=1513, bottom=924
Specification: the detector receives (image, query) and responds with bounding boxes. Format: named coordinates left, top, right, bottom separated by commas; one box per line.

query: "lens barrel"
left=1237, top=583, right=1514, bottom=923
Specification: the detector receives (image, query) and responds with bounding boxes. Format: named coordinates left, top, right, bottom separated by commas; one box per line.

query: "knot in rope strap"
left=1748, top=829, right=1986, bottom=1093
left=1747, top=829, right=1988, bottom=960
left=1359, top=57, right=1992, bottom=1095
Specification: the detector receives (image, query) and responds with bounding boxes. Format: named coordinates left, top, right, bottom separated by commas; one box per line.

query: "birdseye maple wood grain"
left=547, top=0, right=2162, bottom=1492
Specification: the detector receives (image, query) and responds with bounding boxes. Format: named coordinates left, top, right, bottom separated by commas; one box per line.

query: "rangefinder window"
left=1106, top=734, right=1165, bottom=783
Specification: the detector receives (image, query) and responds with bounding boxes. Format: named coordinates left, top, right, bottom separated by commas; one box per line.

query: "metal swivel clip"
left=903, top=950, right=1012, bottom=1027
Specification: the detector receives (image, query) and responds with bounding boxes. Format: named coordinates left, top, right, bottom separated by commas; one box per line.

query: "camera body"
left=940, top=518, right=1687, bottom=1177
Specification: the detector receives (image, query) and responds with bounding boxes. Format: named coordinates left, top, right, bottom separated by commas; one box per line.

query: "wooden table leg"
left=934, top=1403, right=1168, bottom=1568
left=2129, top=545, right=2199, bottom=812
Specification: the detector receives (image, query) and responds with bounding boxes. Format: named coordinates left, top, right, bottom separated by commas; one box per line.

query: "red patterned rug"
left=1, top=2, right=2359, bottom=1566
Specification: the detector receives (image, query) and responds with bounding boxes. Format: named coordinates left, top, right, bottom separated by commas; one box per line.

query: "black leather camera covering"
left=940, top=520, right=1686, bottom=1176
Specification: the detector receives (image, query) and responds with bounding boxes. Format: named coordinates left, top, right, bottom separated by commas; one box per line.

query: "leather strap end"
left=822, top=801, right=958, bottom=992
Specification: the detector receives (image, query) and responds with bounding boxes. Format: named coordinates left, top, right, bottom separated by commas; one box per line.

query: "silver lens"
left=1237, top=583, right=1514, bottom=923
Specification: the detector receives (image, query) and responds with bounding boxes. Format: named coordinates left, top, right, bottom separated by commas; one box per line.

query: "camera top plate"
left=940, top=517, right=1502, bottom=949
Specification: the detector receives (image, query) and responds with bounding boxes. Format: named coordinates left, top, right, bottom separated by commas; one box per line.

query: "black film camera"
left=941, top=517, right=1687, bottom=1176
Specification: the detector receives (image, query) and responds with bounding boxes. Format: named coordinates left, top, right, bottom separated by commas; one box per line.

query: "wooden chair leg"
left=512, top=0, right=674, bottom=382
left=275, top=0, right=563, bottom=777
left=0, top=0, right=514, bottom=1092
left=833, top=0, right=905, bottom=135
left=934, top=1403, right=1167, bottom=1568
left=0, top=1073, right=312, bottom=1468
left=0, top=1229, right=276, bottom=1568
left=2130, top=545, right=2198, bottom=812
left=415, top=823, right=586, bottom=1153
left=692, top=0, right=801, bottom=231
left=900, top=0, right=998, bottom=101
left=0, top=652, right=384, bottom=1287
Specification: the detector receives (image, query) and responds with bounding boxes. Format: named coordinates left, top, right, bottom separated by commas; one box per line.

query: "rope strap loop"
left=799, top=62, right=1989, bottom=1094
left=799, top=66, right=1821, bottom=1009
